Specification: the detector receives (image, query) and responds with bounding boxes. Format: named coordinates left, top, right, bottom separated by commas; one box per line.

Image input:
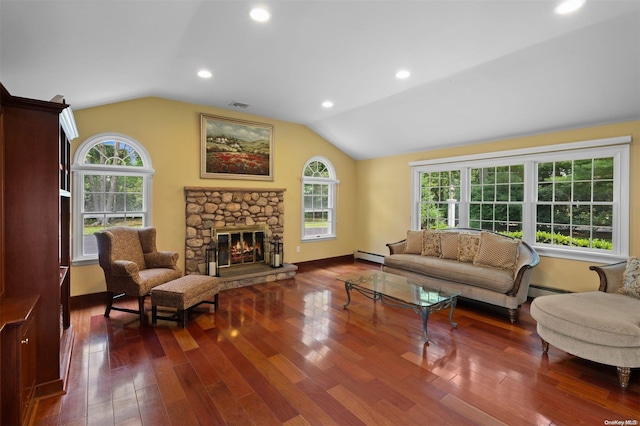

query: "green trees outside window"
left=469, top=165, right=524, bottom=234
left=303, top=182, right=330, bottom=235
left=83, top=141, right=145, bottom=234
left=418, top=156, right=615, bottom=251
left=536, top=157, right=613, bottom=250
left=419, top=170, right=459, bottom=230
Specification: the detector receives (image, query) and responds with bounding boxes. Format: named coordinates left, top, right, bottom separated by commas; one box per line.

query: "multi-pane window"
left=83, top=174, right=144, bottom=229
left=470, top=165, right=524, bottom=234
left=411, top=137, right=629, bottom=262
left=536, top=157, right=614, bottom=250
left=72, top=134, right=153, bottom=263
left=419, top=170, right=460, bottom=229
left=302, top=157, right=338, bottom=240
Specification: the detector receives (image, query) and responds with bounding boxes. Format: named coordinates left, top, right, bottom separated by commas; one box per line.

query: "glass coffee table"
left=336, top=270, right=460, bottom=342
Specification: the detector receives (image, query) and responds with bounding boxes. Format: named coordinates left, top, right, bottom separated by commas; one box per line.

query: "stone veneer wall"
left=184, top=186, right=286, bottom=275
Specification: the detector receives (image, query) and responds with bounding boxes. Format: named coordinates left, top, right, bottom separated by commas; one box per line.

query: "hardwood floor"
left=32, top=259, right=639, bottom=425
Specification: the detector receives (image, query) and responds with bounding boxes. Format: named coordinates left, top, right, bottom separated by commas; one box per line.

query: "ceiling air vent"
left=229, top=101, right=250, bottom=109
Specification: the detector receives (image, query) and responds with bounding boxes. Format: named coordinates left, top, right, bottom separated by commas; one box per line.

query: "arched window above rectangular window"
left=72, top=133, right=154, bottom=264
left=302, top=156, right=338, bottom=241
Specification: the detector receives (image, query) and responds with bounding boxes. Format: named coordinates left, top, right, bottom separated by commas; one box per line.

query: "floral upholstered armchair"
left=95, top=226, right=182, bottom=323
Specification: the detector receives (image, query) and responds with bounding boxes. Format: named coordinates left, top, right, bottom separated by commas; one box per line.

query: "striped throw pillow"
left=474, top=231, right=519, bottom=272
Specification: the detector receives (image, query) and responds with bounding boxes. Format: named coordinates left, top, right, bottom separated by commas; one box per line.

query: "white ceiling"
left=1, top=0, right=639, bottom=160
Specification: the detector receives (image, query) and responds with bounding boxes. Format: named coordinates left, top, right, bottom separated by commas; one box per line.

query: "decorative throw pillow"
left=439, top=232, right=459, bottom=260
left=618, top=257, right=640, bottom=299
left=405, top=230, right=424, bottom=254
left=474, top=231, right=519, bottom=271
left=458, top=232, right=480, bottom=263
left=422, top=230, right=441, bottom=257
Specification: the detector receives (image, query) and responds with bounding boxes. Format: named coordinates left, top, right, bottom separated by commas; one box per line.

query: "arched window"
left=301, top=156, right=338, bottom=241
left=72, top=133, right=154, bottom=264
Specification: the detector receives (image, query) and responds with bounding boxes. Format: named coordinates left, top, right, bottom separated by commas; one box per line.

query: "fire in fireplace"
left=214, top=225, right=266, bottom=268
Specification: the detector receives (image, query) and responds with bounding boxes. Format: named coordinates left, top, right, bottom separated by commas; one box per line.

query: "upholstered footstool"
left=151, top=275, right=219, bottom=327
left=530, top=291, right=640, bottom=389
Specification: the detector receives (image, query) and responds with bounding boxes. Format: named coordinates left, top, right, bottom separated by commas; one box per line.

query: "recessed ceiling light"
left=322, top=101, right=334, bottom=108
left=197, top=70, right=212, bottom=78
left=554, top=0, right=586, bottom=15
left=396, top=70, right=411, bottom=79
left=250, top=7, right=270, bottom=22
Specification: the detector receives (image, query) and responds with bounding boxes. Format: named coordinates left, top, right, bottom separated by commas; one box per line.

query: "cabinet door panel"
left=21, top=312, right=37, bottom=422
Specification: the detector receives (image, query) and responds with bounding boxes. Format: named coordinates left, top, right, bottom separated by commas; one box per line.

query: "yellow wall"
left=355, top=120, right=640, bottom=293
left=71, top=97, right=358, bottom=296
left=71, top=95, right=639, bottom=296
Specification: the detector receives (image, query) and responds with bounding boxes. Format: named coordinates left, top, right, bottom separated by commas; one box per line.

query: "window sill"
left=302, top=235, right=336, bottom=242
left=72, top=256, right=99, bottom=267
left=533, top=245, right=627, bottom=264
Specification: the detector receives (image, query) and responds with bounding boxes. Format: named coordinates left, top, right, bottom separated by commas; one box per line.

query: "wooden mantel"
left=184, top=186, right=287, bottom=193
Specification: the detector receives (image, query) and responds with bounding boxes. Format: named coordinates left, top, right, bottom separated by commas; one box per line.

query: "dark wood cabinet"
left=59, top=104, right=73, bottom=331
left=1, top=295, right=39, bottom=425
left=20, top=307, right=37, bottom=420
left=0, top=83, right=76, bottom=421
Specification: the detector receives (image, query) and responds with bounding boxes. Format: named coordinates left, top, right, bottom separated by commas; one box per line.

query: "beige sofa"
left=383, top=228, right=539, bottom=322
left=530, top=260, right=640, bottom=389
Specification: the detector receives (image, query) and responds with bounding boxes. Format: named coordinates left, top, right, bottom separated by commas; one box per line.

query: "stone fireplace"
left=184, top=187, right=296, bottom=288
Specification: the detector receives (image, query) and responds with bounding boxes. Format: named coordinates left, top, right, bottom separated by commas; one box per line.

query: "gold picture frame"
left=200, top=114, right=274, bottom=180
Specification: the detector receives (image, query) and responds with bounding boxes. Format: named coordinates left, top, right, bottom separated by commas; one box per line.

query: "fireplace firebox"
left=214, top=225, right=266, bottom=269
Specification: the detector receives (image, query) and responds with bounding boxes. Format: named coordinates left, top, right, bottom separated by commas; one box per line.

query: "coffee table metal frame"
left=337, top=270, right=459, bottom=342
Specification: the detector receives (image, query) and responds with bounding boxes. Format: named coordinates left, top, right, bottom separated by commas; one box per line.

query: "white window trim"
left=71, top=133, right=155, bottom=265
left=301, top=156, right=339, bottom=242
left=411, top=136, right=631, bottom=263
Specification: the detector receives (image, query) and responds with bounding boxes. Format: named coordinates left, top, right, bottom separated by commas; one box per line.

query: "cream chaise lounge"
left=530, top=260, right=640, bottom=389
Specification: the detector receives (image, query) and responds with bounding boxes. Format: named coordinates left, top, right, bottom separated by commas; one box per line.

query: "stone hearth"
left=215, top=263, right=298, bottom=292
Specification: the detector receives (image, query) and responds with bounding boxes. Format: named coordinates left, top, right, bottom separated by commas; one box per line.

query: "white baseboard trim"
left=354, top=250, right=385, bottom=264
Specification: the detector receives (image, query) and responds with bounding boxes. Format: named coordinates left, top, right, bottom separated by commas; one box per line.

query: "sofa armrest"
left=508, top=264, right=535, bottom=297
left=386, top=240, right=406, bottom=255
left=145, top=251, right=180, bottom=269
left=112, top=260, right=140, bottom=277
left=589, top=261, right=626, bottom=293
left=507, top=241, right=539, bottom=297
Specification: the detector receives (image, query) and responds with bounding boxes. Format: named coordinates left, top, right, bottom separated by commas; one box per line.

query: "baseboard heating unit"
left=354, top=250, right=385, bottom=264
left=528, top=284, right=571, bottom=298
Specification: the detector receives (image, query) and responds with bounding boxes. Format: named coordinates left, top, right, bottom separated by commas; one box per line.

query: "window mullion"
left=522, top=160, right=537, bottom=244
left=459, top=167, right=470, bottom=228
left=613, top=148, right=629, bottom=255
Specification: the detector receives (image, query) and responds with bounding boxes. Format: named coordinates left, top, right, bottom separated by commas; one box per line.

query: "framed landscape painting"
left=200, top=114, right=274, bottom=180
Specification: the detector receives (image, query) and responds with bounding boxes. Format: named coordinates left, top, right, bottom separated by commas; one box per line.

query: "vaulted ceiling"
left=1, top=0, right=639, bottom=160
